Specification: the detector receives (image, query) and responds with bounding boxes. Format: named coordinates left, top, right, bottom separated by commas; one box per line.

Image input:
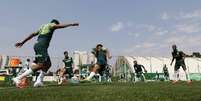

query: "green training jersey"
left=63, top=57, right=73, bottom=68
left=35, top=23, right=56, bottom=47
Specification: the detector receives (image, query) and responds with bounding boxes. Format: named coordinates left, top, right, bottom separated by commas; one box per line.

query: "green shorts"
left=34, top=43, right=51, bottom=64
left=135, top=71, right=143, bottom=78
left=97, top=64, right=106, bottom=76
left=64, top=67, right=73, bottom=78
left=175, top=60, right=186, bottom=71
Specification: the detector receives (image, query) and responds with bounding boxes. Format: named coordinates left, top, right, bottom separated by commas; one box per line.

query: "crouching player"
left=133, top=60, right=147, bottom=82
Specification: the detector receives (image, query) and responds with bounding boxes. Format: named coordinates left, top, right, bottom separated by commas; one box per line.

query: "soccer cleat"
left=80, top=78, right=91, bottom=83
left=34, top=81, right=44, bottom=87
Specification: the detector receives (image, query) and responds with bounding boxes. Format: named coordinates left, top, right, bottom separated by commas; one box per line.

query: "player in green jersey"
left=13, top=19, right=79, bottom=88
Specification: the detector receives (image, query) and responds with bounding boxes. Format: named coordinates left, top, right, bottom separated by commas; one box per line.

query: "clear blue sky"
left=0, top=0, right=201, bottom=57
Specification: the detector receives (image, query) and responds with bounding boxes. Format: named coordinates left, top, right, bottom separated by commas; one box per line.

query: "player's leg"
left=66, top=68, right=73, bottom=79
left=173, top=64, right=180, bottom=83
left=13, top=44, right=44, bottom=83
left=141, top=73, right=146, bottom=82
left=12, top=61, right=43, bottom=86
left=133, top=73, right=136, bottom=82
left=181, top=64, right=192, bottom=84
left=34, top=57, right=51, bottom=87
left=70, top=68, right=74, bottom=78
left=135, top=72, right=140, bottom=82
left=34, top=70, right=45, bottom=87
left=86, top=64, right=100, bottom=80
left=59, top=68, right=66, bottom=79
left=58, top=68, right=68, bottom=85
left=166, top=73, right=170, bottom=80
left=98, top=65, right=106, bottom=82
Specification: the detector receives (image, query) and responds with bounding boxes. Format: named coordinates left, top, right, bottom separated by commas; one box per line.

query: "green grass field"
left=0, top=81, right=201, bottom=101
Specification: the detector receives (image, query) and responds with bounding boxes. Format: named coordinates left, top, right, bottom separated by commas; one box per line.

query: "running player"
left=58, top=51, right=74, bottom=85
left=133, top=60, right=147, bottom=82
left=170, top=44, right=191, bottom=84
left=13, top=19, right=79, bottom=88
left=85, top=44, right=112, bottom=81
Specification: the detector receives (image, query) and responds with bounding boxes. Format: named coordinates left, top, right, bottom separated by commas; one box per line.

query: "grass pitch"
left=0, top=81, right=201, bottom=101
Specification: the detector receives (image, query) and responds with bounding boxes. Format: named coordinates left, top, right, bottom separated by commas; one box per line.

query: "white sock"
left=16, top=68, right=33, bottom=80
left=87, top=72, right=95, bottom=80
left=174, top=70, right=179, bottom=81
left=141, top=74, right=146, bottom=81
left=36, top=71, right=45, bottom=83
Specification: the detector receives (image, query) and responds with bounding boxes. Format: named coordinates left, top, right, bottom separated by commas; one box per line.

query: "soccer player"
left=58, top=51, right=74, bottom=85
left=163, top=64, right=169, bottom=81
left=85, top=44, right=112, bottom=81
left=13, top=19, right=79, bottom=88
left=133, top=60, right=147, bottom=82
left=170, top=44, right=191, bottom=84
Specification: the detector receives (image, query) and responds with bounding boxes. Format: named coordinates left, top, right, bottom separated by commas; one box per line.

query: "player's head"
left=64, top=51, right=68, bottom=57
left=172, top=44, right=177, bottom=50
left=96, top=44, right=103, bottom=51
left=133, top=60, right=137, bottom=65
left=51, top=19, right=60, bottom=25
left=26, top=58, right=30, bottom=62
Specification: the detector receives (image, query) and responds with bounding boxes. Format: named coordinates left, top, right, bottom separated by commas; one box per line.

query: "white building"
left=114, top=56, right=201, bottom=81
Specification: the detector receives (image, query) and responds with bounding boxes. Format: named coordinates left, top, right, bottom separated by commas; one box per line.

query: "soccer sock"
left=16, top=68, right=33, bottom=80
left=142, top=74, right=146, bottom=81
left=36, top=71, right=45, bottom=82
left=87, top=72, right=95, bottom=80
left=174, top=70, right=179, bottom=81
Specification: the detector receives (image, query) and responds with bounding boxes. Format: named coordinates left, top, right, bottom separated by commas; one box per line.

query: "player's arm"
left=91, top=48, right=97, bottom=57
left=15, top=31, right=39, bottom=48
left=62, top=60, right=66, bottom=68
left=106, top=48, right=112, bottom=59
left=182, top=51, right=192, bottom=57
left=163, top=67, right=165, bottom=73
left=71, top=57, right=75, bottom=68
left=141, top=65, right=147, bottom=73
left=52, top=23, right=79, bottom=29
left=170, top=53, right=175, bottom=66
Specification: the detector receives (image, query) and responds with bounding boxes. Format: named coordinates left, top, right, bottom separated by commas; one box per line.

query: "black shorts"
left=97, top=64, right=107, bottom=76
left=34, top=43, right=51, bottom=64
left=175, top=60, right=186, bottom=71
left=64, top=68, right=73, bottom=78
left=135, top=71, right=143, bottom=78
left=164, top=72, right=169, bottom=77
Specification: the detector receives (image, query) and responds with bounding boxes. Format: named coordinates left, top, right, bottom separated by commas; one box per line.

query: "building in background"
left=114, top=56, right=201, bottom=81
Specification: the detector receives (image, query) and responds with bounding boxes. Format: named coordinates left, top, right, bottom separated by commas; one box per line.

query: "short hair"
left=96, top=44, right=103, bottom=48
left=64, top=51, right=68, bottom=55
left=172, top=44, right=177, bottom=48
left=51, top=19, right=60, bottom=24
left=27, top=58, right=30, bottom=62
